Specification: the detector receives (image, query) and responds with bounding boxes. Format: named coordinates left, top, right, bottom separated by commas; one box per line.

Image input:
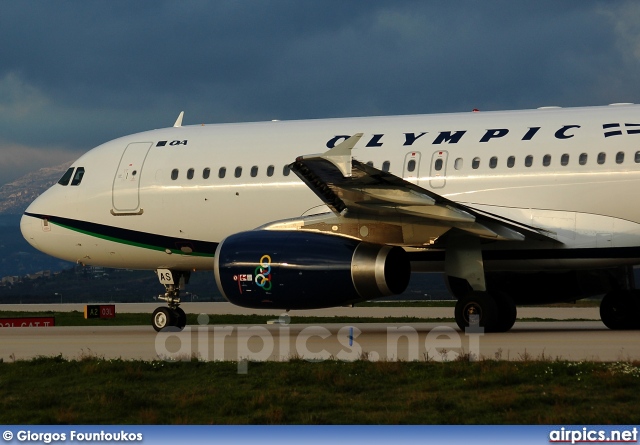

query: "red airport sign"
left=84, top=305, right=116, bottom=319
left=0, top=317, right=55, bottom=327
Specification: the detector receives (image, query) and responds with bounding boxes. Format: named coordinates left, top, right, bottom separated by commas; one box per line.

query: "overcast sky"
left=1, top=1, right=639, bottom=183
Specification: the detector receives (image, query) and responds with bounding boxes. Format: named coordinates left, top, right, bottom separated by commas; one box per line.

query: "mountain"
left=0, top=162, right=75, bottom=278
left=0, top=161, right=72, bottom=215
left=0, top=264, right=451, bottom=304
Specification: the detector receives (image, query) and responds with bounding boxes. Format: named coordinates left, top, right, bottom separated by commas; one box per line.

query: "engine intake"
left=214, top=230, right=410, bottom=309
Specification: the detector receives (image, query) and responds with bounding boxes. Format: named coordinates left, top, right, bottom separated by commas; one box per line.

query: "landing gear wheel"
left=493, top=292, right=517, bottom=332
left=600, top=291, right=638, bottom=330
left=174, top=307, right=187, bottom=330
left=455, top=292, right=498, bottom=332
left=152, top=307, right=175, bottom=332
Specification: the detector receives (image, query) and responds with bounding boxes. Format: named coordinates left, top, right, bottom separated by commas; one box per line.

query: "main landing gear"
left=151, top=269, right=189, bottom=332
left=445, top=234, right=517, bottom=332
left=454, top=287, right=640, bottom=332
left=600, top=290, right=640, bottom=330
left=454, top=291, right=517, bottom=333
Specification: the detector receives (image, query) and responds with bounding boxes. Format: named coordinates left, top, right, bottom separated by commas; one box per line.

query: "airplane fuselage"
left=21, top=105, right=640, bottom=273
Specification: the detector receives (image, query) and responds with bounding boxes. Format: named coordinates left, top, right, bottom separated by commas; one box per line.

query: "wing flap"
left=355, top=186, right=436, bottom=206
left=360, top=203, right=475, bottom=223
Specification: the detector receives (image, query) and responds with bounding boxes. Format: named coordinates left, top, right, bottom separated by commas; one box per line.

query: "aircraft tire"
left=152, top=307, right=175, bottom=332
left=600, top=290, right=638, bottom=330
left=174, top=307, right=187, bottom=330
left=455, top=292, right=498, bottom=332
left=492, top=292, right=517, bottom=332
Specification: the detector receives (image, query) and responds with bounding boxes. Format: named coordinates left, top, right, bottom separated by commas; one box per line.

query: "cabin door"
left=112, top=142, right=152, bottom=213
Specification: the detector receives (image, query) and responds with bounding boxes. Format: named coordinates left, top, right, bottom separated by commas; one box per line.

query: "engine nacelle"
left=214, top=230, right=410, bottom=309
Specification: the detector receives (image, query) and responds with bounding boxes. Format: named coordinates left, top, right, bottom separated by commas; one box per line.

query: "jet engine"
left=214, top=230, right=410, bottom=309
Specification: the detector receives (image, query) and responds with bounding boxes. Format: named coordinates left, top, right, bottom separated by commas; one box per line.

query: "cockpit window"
left=58, top=167, right=74, bottom=186
left=70, top=167, right=85, bottom=186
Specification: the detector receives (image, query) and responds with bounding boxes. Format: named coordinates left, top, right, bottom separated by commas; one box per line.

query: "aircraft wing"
left=290, top=134, right=558, bottom=245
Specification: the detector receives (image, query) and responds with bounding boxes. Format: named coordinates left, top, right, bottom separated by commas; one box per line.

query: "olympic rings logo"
left=255, top=254, right=272, bottom=291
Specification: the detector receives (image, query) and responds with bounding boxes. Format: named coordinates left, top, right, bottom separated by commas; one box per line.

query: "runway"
left=1, top=303, right=637, bottom=362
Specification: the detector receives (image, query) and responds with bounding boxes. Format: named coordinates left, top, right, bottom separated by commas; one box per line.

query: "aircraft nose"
left=20, top=212, right=41, bottom=249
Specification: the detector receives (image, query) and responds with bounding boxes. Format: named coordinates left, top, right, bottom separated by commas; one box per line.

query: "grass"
left=0, top=356, right=637, bottom=424
left=361, top=300, right=602, bottom=308
left=0, top=310, right=599, bottom=326
left=0, top=310, right=453, bottom=326
left=356, top=299, right=600, bottom=308
left=360, top=300, right=457, bottom=307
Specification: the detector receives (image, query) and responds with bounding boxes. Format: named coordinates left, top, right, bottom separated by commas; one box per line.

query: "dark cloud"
left=0, top=0, right=639, bottom=182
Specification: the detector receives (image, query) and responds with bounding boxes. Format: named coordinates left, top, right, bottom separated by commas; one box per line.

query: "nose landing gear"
left=151, top=269, right=189, bottom=332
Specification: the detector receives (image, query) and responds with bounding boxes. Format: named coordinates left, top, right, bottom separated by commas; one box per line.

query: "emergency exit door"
left=403, top=151, right=421, bottom=184
left=429, top=150, right=448, bottom=188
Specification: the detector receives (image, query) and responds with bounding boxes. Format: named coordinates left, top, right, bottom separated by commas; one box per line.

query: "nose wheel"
left=152, top=307, right=187, bottom=332
left=152, top=307, right=173, bottom=331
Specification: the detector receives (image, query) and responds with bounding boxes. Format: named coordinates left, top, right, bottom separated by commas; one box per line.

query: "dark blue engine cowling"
left=213, top=230, right=410, bottom=309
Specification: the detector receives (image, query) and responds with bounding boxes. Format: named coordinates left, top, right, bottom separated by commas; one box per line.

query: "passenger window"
left=187, top=168, right=194, bottom=180
left=579, top=153, right=588, bottom=165
left=507, top=156, right=515, bottom=168
left=454, top=158, right=463, bottom=170
left=407, top=160, right=416, bottom=172
left=58, top=167, right=74, bottom=186
left=472, top=157, right=480, bottom=169
left=525, top=155, right=533, bottom=167
left=489, top=157, right=497, bottom=169
left=382, top=161, right=391, bottom=172
left=267, top=165, right=275, bottom=177
left=70, top=167, right=85, bottom=186
left=203, top=168, right=210, bottom=179
left=250, top=166, right=258, bottom=177
left=561, top=154, right=569, bottom=166
left=635, top=151, right=640, bottom=163
left=218, top=167, right=226, bottom=179
left=616, top=152, right=624, bottom=164
left=597, top=152, right=606, bottom=165
left=171, top=169, right=179, bottom=180
left=235, top=167, right=242, bottom=178
left=283, top=165, right=291, bottom=176
left=543, top=155, right=551, bottom=167
left=434, top=159, right=443, bottom=171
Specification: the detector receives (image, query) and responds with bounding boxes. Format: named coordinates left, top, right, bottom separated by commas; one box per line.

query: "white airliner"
left=20, top=105, right=640, bottom=332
